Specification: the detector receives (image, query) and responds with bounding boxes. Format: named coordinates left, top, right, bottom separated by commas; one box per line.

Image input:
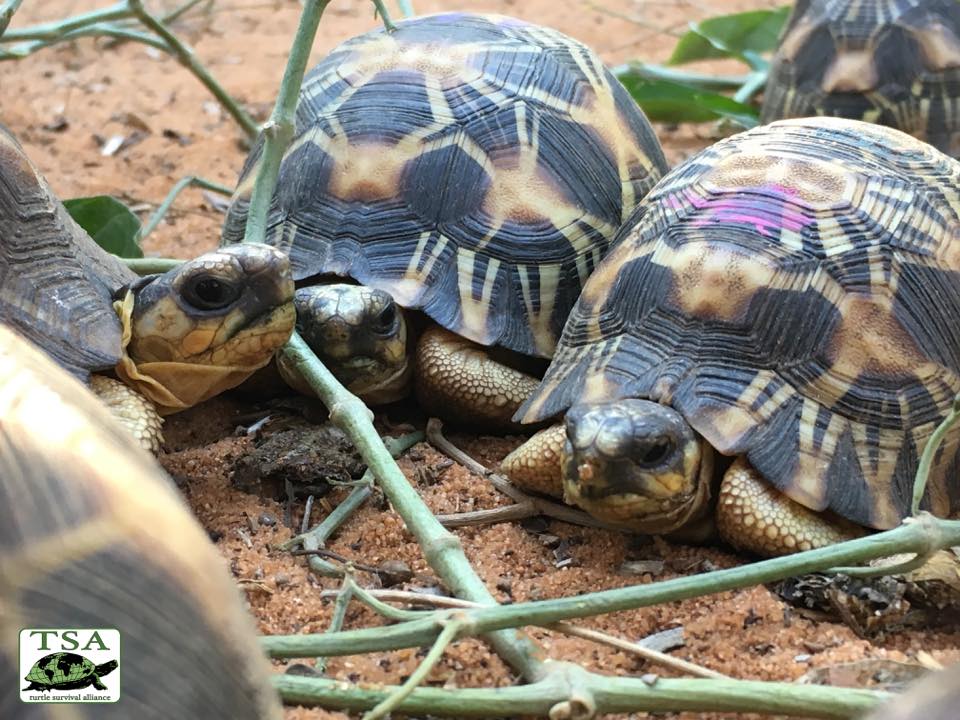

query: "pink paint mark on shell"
left=678, top=184, right=812, bottom=238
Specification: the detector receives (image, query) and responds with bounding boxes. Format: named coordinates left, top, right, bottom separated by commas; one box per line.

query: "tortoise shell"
left=519, top=116, right=960, bottom=530
left=0, top=325, right=281, bottom=718
left=761, top=0, right=960, bottom=156
left=0, top=125, right=134, bottom=379
left=222, top=12, right=667, bottom=358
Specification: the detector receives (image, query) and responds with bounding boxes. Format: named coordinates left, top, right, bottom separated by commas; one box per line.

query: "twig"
left=126, top=0, right=258, bottom=138
left=363, top=616, right=464, bottom=720
left=241, top=0, right=330, bottom=245
left=137, top=175, right=233, bottom=242
left=426, top=419, right=630, bottom=531
left=325, top=588, right=727, bottom=680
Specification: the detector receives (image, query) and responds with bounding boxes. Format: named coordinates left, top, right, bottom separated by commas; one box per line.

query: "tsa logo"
left=19, top=629, right=120, bottom=703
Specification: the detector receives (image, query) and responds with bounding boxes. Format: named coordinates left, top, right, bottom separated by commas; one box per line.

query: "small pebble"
left=274, top=573, right=292, bottom=588
left=641, top=673, right=659, bottom=686
left=258, top=512, right=278, bottom=527
left=794, top=654, right=812, bottom=663
left=377, top=560, right=414, bottom=587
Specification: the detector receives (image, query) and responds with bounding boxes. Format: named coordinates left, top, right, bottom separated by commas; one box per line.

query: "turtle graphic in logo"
left=22, top=651, right=118, bottom=692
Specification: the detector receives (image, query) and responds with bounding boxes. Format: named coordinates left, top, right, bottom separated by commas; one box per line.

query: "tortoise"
left=864, top=662, right=960, bottom=720
left=221, top=12, right=667, bottom=429
left=0, top=125, right=296, bottom=452
left=0, top=324, right=281, bottom=717
left=761, top=0, right=960, bottom=156
left=23, top=652, right=118, bottom=693
left=503, top=116, right=960, bottom=557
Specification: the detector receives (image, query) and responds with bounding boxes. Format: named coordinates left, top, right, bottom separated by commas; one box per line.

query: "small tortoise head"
left=282, top=284, right=412, bottom=404
left=561, top=399, right=711, bottom=534
left=118, top=243, right=295, bottom=412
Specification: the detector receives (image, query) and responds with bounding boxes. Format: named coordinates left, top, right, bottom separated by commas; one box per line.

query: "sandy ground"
left=3, top=1, right=959, bottom=718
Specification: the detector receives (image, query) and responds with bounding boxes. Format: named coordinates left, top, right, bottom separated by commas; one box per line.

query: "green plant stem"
left=363, top=617, right=464, bottom=720
left=124, top=257, right=183, bottom=274
left=396, top=0, right=414, bottom=18
left=0, top=0, right=23, bottom=38
left=613, top=62, right=750, bottom=91
left=274, top=668, right=885, bottom=718
left=370, top=0, right=396, bottom=31
left=241, top=0, right=329, bottom=245
left=262, top=514, right=959, bottom=658
left=280, top=332, right=547, bottom=681
left=314, top=576, right=355, bottom=674
left=912, top=394, right=960, bottom=514
left=126, top=0, right=258, bottom=138
left=162, top=0, right=208, bottom=24
left=0, top=2, right=129, bottom=40
left=138, top=175, right=233, bottom=242
left=732, top=69, right=768, bottom=105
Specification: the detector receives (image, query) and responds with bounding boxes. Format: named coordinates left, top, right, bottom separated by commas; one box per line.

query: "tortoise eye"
left=372, top=301, right=398, bottom=334
left=638, top=440, right=673, bottom=467
left=183, top=275, right=242, bottom=311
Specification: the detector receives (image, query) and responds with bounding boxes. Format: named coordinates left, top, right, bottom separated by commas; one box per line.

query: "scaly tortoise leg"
left=716, top=457, right=862, bottom=557
left=89, top=375, right=164, bottom=454
left=414, top=325, right=542, bottom=431
left=500, top=424, right=566, bottom=497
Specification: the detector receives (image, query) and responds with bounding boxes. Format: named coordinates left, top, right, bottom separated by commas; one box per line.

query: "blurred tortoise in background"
left=0, top=125, right=296, bottom=452
left=864, top=662, right=960, bottom=720
left=505, top=117, right=960, bottom=557
left=0, top=324, right=281, bottom=718
left=761, top=0, right=960, bottom=156
left=222, top=12, right=668, bottom=430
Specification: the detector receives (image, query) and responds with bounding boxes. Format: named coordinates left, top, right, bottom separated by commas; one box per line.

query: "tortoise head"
left=279, top=284, right=412, bottom=405
left=117, top=243, right=295, bottom=413
left=561, top=399, right=712, bottom=534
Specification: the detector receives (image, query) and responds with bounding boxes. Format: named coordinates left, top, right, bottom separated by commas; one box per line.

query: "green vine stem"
left=241, top=0, right=330, bottom=245
left=0, top=0, right=23, bottom=38
left=261, top=513, right=960, bottom=659
left=362, top=616, right=465, bottom=720
left=126, top=0, right=257, bottom=137
left=396, top=0, right=415, bottom=19
left=279, top=332, right=548, bottom=680
left=124, top=257, right=183, bottom=274
left=913, top=394, right=960, bottom=514
left=275, top=666, right=885, bottom=719
left=0, top=2, right=128, bottom=40
left=137, top=175, right=233, bottom=242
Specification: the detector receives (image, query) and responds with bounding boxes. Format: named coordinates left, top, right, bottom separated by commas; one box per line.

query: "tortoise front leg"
left=716, top=457, right=862, bottom=557
left=500, top=424, right=566, bottom=497
left=89, top=376, right=163, bottom=454
left=414, top=325, right=541, bottom=431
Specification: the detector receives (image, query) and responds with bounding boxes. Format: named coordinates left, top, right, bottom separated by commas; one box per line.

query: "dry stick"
left=427, top=419, right=628, bottom=531
left=126, top=0, right=258, bottom=138
left=321, top=589, right=727, bottom=680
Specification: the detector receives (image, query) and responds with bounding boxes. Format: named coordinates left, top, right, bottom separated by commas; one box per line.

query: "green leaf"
left=63, top=195, right=143, bottom=258
left=668, top=7, right=790, bottom=68
left=618, top=73, right=759, bottom=128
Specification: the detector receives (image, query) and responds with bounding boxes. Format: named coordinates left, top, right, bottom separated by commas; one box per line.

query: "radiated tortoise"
left=505, top=116, right=960, bottom=557
left=0, top=125, right=296, bottom=451
left=0, top=324, right=281, bottom=718
left=222, top=12, right=667, bottom=429
left=761, top=0, right=960, bottom=156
